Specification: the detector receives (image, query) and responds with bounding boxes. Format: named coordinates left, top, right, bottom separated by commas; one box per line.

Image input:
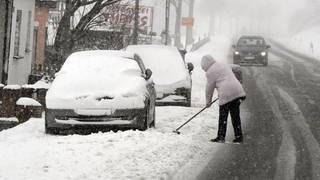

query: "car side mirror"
left=232, top=45, right=236, bottom=48
left=145, top=69, right=152, bottom=80
left=266, top=45, right=271, bottom=49
left=187, top=62, right=194, bottom=73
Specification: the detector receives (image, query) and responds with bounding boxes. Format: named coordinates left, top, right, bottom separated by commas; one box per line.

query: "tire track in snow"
left=277, top=87, right=320, bottom=180
left=252, top=67, right=297, bottom=180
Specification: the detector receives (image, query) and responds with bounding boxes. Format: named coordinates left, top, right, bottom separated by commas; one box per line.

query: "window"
left=13, top=9, right=22, bottom=57
left=25, top=10, right=32, bottom=53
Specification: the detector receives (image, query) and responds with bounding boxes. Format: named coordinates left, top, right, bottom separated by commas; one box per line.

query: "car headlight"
left=234, top=51, right=239, bottom=55
left=261, top=52, right=266, bottom=56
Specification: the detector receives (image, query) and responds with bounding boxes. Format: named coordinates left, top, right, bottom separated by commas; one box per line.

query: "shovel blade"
left=173, top=130, right=181, bottom=134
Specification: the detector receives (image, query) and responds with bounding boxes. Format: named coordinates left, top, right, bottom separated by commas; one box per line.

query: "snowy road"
left=197, top=41, right=320, bottom=180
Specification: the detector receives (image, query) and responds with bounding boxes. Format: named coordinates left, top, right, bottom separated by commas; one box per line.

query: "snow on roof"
left=126, top=45, right=189, bottom=85
left=46, top=50, right=147, bottom=109
left=16, top=97, right=42, bottom=107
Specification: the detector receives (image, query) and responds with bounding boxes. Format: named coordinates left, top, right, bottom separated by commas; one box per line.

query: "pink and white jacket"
left=201, top=55, right=246, bottom=106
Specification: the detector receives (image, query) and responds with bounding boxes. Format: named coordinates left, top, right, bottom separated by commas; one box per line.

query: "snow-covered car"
left=232, top=35, right=271, bottom=66
left=126, top=45, right=194, bottom=107
left=45, top=50, right=156, bottom=134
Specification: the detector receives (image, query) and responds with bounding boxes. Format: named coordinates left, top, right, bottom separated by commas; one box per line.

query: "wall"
left=35, top=5, right=49, bottom=71
left=0, top=0, right=7, bottom=82
left=7, top=0, right=35, bottom=85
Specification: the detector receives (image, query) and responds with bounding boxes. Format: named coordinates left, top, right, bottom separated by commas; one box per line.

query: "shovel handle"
left=174, top=97, right=219, bottom=131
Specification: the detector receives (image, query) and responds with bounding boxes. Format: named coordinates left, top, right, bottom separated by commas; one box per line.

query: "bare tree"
left=53, top=0, right=123, bottom=60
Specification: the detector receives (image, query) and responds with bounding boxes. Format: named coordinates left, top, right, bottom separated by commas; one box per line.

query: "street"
left=197, top=42, right=320, bottom=180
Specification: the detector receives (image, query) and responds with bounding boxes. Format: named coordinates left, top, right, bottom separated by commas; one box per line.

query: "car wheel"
left=138, top=118, right=148, bottom=131
left=45, top=122, right=60, bottom=135
left=138, top=102, right=150, bottom=131
left=263, top=58, right=268, bottom=66
left=45, top=111, right=60, bottom=135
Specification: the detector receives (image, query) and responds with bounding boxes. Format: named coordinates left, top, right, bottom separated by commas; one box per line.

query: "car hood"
left=46, top=72, right=148, bottom=110
left=236, top=46, right=266, bottom=52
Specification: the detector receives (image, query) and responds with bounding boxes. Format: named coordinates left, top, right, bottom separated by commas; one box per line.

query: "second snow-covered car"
left=232, top=35, right=271, bottom=66
left=45, top=50, right=156, bottom=134
left=126, top=45, right=194, bottom=107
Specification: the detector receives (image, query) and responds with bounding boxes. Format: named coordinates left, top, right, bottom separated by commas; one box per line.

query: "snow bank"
left=280, top=27, right=320, bottom=61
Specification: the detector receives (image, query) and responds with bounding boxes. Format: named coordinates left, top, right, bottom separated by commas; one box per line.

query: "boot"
left=233, top=136, right=243, bottom=143
left=210, top=137, right=225, bottom=143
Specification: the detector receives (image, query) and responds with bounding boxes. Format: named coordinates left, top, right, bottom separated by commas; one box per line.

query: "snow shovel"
left=173, top=97, right=219, bottom=134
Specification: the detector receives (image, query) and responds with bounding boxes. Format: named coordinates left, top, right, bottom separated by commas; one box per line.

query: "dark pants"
left=217, top=98, right=243, bottom=138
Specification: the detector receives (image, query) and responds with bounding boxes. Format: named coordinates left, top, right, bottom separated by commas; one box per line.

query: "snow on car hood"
left=126, top=45, right=190, bottom=86
left=46, top=51, right=148, bottom=109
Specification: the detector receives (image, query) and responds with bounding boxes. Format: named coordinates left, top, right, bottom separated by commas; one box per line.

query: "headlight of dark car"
left=260, top=52, right=266, bottom=56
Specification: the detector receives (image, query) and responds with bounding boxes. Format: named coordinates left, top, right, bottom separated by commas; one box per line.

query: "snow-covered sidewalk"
left=0, top=36, right=232, bottom=180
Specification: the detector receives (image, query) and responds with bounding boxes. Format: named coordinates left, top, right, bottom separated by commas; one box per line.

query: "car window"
left=237, top=38, right=265, bottom=46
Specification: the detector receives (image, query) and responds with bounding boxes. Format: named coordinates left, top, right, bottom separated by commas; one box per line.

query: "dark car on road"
left=45, top=50, right=156, bottom=134
left=232, top=36, right=271, bottom=66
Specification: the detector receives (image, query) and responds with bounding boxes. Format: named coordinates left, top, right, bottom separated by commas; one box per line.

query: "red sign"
left=182, top=17, right=194, bottom=26
left=101, top=5, right=153, bottom=28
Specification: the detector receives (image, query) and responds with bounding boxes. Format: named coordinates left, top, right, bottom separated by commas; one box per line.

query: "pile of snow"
left=46, top=50, right=148, bottom=109
left=126, top=45, right=191, bottom=94
left=16, top=97, right=42, bottom=107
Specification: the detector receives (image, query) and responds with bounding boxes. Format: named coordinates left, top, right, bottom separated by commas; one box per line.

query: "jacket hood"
left=201, top=55, right=216, bottom=71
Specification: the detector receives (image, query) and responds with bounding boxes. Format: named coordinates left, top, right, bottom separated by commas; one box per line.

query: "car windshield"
left=50, top=50, right=147, bottom=98
left=237, top=38, right=265, bottom=47
left=126, top=45, right=188, bottom=85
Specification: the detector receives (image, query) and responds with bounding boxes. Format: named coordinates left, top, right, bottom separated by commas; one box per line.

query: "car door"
left=134, top=55, right=156, bottom=123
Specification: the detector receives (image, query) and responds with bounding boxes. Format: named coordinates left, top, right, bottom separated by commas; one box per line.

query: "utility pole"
left=186, top=0, right=194, bottom=46
left=132, top=0, right=139, bottom=44
left=165, top=0, right=170, bottom=45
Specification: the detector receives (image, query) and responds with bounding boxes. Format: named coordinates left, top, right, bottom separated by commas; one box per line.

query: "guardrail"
left=190, top=36, right=211, bottom=52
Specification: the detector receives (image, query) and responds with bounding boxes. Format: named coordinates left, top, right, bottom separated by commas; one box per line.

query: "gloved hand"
left=240, top=96, right=246, bottom=103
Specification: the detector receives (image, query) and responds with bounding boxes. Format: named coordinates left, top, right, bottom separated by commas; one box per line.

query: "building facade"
left=6, top=0, right=36, bottom=85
